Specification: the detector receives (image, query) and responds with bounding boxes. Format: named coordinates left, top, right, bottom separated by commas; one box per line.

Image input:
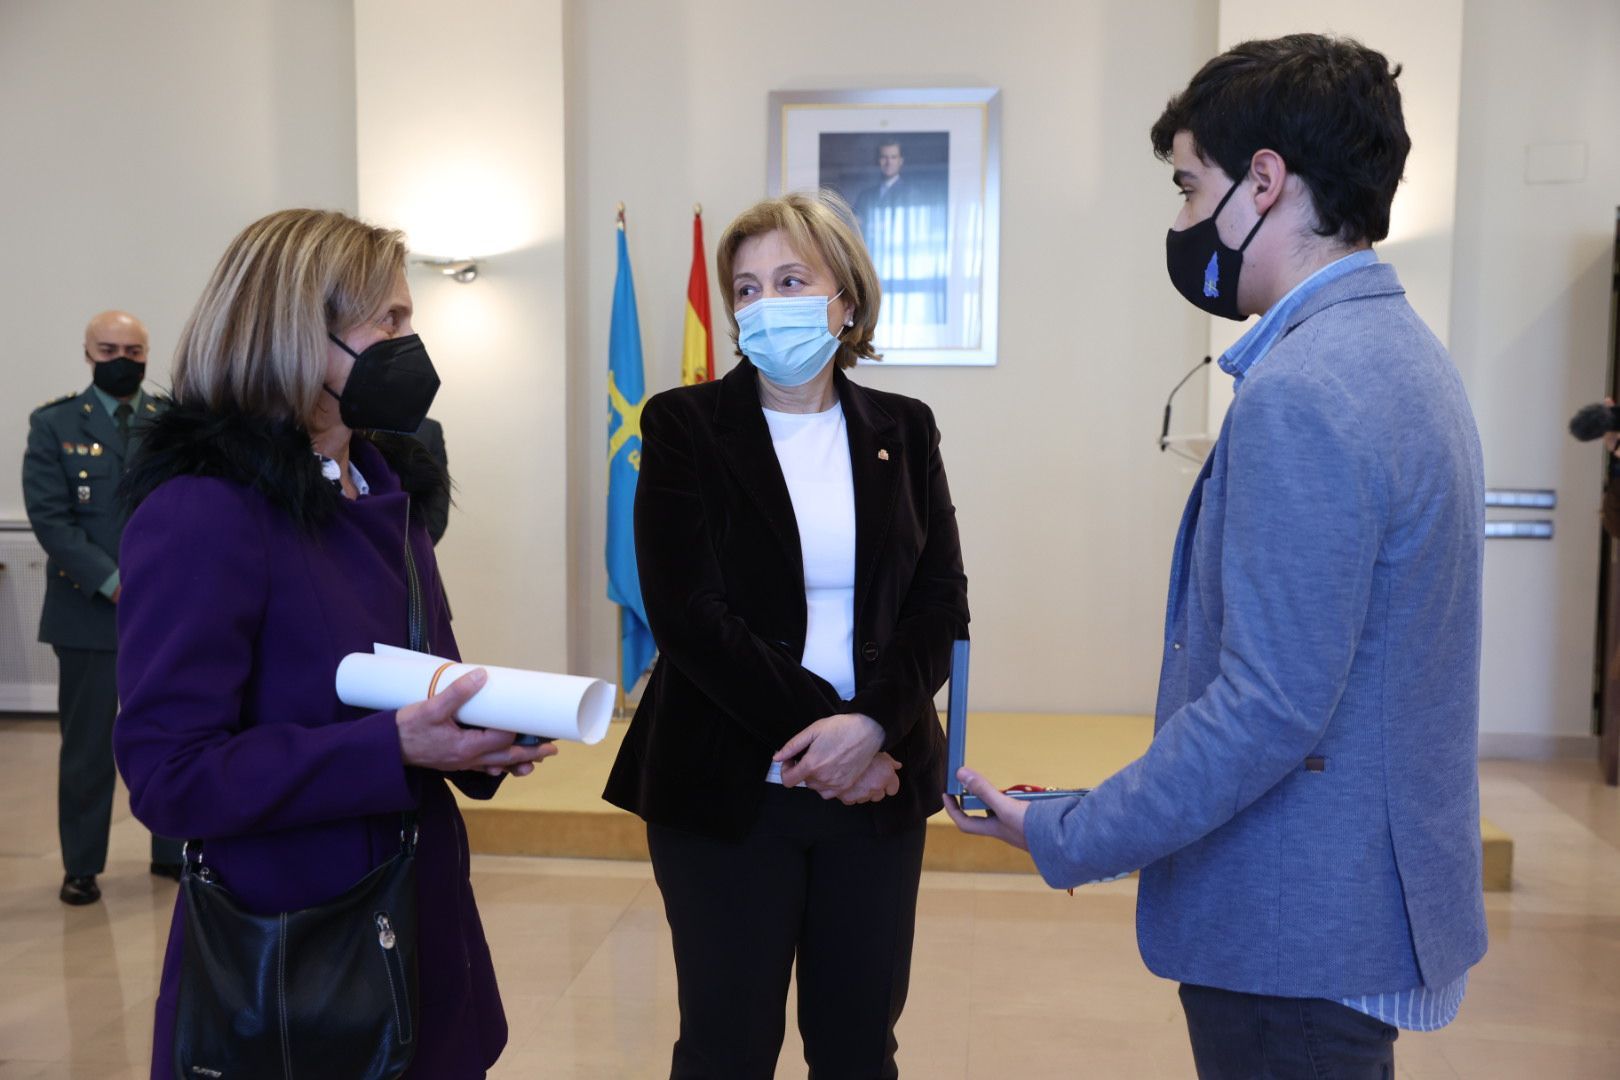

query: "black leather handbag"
left=171, top=534, right=431, bottom=1080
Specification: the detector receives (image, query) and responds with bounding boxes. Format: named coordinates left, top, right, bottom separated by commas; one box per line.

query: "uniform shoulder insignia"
left=32, top=392, right=78, bottom=414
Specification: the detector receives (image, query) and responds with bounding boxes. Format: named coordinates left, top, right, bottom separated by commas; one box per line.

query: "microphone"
left=1160, top=355, right=1213, bottom=451
left=1569, top=403, right=1620, bottom=442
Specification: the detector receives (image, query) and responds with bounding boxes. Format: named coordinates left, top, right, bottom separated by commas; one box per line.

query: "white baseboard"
left=1478, top=732, right=1599, bottom=760
left=0, top=684, right=57, bottom=713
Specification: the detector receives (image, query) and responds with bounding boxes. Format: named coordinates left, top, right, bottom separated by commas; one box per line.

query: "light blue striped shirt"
left=1342, top=976, right=1469, bottom=1032
left=1219, top=247, right=1468, bottom=1031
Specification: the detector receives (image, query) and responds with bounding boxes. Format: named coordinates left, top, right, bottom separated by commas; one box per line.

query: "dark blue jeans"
left=1179, top=983, right=1398, bottom=1079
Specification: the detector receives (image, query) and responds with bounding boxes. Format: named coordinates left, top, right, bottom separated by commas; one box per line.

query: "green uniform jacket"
left=21, top=386, right=163, bottom=650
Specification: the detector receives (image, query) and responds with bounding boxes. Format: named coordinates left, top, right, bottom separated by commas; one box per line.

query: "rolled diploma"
left=335, top=648, right=616, bottom=745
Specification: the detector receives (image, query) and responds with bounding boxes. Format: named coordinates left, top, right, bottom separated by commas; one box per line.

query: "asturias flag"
left=606, top=213, right=656, bottom=690
left=682, top=207, right=714, bottom=386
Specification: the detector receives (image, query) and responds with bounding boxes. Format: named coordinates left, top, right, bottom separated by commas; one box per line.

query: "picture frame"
left=767, top=87, right=1002, bottom=367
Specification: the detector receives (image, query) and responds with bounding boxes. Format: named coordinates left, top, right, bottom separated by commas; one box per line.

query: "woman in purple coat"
left=113, top=209, right=552, bottom=1079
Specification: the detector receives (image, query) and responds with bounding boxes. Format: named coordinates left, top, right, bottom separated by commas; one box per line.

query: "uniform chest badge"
left=77, top=485, right=91, bottom=504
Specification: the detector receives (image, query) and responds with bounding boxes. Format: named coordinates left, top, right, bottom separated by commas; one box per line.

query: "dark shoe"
left=60, top=874, right=100, bottom=905
left=150, top=860, right=183, bottom=882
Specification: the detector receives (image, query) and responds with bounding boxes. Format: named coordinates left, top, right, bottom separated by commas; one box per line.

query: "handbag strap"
left=404, top=507, right=430, bottom=655
left=399, top=502, right=426, bottom=849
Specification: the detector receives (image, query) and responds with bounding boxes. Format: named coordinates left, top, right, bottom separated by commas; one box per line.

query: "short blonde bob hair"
left=172, top=209, right=406, bottom=426
left=715, top=190, right=882, bottom=370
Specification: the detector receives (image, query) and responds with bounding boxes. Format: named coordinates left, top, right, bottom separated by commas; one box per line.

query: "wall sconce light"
left=412, top=257, right=480, bottom=284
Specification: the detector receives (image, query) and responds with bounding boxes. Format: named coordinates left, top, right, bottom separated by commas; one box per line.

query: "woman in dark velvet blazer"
left=604, top=191, right=969, bottom=1078
left=113, top=209, right=551, bottom=1080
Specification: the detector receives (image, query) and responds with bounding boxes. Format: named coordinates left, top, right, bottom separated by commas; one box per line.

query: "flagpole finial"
left=693, top=202, right=702, bottom=217
left=616, top=202, right=626, bottom=231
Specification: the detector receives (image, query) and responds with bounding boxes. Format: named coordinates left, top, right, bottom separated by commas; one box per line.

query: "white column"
left=354, top=0, right=569, bottom=673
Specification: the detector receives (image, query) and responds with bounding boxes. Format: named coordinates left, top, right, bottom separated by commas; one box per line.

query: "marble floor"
left=1, top=717, right=1617, bottom=1078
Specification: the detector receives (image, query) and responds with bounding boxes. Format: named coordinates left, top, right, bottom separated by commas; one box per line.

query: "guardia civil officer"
left=22, top=310, right=183, bottom=905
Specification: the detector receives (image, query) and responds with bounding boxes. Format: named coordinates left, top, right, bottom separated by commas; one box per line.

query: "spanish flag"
left=681, top=206, right=713, bottom=385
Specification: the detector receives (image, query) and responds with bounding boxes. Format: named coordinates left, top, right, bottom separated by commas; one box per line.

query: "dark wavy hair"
left=1150, top=34, right=1410, bottom=246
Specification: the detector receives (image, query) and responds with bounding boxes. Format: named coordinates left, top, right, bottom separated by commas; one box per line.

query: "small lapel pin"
left=877, top=448, right=890, bottom=461
left=145, top=402, right=156, bottom=413
left=82, top=403, right=93, bottom=413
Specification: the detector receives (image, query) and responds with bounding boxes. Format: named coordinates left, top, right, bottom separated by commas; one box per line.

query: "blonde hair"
left=716, top=190, right=882, bottom=370
left=172, top=209, right=406, bottom=425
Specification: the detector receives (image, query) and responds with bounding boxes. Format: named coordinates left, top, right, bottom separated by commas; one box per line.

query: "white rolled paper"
left=335, top=645, right=617, bottom=745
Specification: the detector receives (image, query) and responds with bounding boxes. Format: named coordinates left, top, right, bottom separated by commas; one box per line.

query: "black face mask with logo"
left=91, top=356, right=146, bottom=398
left=324, top=333, right=440, bottom=434
left=1165, top=178, right=1268, bottom=321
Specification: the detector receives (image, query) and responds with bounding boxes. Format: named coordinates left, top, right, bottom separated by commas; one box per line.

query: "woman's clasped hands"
left=773, top=713, right=900, bottom=805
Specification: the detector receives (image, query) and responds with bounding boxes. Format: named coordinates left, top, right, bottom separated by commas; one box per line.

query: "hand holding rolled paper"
left=338, top=644, right=617, bottom=745
left=394, top=668, right=556, bottom=776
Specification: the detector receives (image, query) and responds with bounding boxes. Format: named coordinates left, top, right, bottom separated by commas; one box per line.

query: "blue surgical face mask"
left=736, top=291, right=847, bottom=387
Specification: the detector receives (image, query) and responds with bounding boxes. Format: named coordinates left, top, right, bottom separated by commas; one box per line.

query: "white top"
left=762, top=402, right=857, bottom=784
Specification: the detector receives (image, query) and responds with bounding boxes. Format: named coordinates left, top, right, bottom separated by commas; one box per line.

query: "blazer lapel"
left=74, top=388, right=126, bottom=471
left=128, top=393, right=163, bottom=460
left=836, top=370, right=900, bottom=616
left=714, top=361, right=805, bottom=580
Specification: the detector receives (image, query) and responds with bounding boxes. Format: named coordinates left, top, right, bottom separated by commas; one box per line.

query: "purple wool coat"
left=113, top=435, right=507, bottom=1080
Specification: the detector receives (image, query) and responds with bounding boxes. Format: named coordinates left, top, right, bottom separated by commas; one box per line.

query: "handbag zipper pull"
left=376, top=912, right=396, bottom=950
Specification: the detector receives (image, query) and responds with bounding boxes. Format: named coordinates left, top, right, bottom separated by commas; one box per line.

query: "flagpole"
left=615, top=199, right=627, bottom=723
left=616, top=632, right=627, bottom=721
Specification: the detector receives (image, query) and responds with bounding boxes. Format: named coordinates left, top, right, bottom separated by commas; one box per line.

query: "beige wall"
left=8, top=0, right=1614, bottom=746
left=354, top=0, right=570, bottom=673
left=563, top=0, right=1219, bottom=711
left=0, top=0, right=357, bottom=520
left=1451, top=0, right=1620, bottom=747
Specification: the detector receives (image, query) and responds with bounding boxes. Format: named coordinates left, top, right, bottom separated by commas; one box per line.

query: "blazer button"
left=862, top=642, right=879, bottom=662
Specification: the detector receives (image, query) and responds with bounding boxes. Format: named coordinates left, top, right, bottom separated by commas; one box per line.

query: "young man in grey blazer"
left=948, top=34, right=1486, bottom=1077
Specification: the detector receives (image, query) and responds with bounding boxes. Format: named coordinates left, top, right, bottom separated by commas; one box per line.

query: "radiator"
left=0, top=521, right=57, bottom=712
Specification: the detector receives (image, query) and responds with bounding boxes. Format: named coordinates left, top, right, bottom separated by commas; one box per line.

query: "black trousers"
left=1180, top=983, right=1399, bottom=1080
left=54, top=646, right=181, bottom=875
left=647, top=785, right=928, bottom=1080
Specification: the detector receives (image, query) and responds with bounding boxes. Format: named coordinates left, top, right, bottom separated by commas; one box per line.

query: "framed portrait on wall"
left=767, top=87, right=1002, bottom=367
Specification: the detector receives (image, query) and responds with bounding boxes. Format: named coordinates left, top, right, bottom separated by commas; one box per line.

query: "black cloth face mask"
left=90, top=356, right=145, bottom=398
left=325, top=332, right=440, bottom=434
left=1165, top=178, right=1268, bottom=321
